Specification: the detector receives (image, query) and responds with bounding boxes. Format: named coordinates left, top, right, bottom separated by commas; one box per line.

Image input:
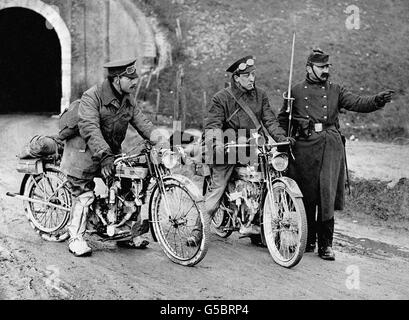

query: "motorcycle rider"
left=60, top=58, right=159, bottom=257
left=278, top=49, right=394, bottom=260
left=187, top=55, right=294, bottom=246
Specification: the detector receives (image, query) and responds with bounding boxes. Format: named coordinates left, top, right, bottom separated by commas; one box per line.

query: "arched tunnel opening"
left=0, top=7, right=61, bottom=114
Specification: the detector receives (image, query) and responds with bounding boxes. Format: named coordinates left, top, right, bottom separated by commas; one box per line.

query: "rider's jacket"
left=60, top=79, right=154, bottom=179
left=277, top=76, right=385, bottom=221
left=204, top=79, right=286, bottom=164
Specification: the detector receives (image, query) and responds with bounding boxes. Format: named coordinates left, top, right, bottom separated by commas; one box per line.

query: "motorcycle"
left=206, top=135, right=307, bottom=268
left=7, top=142, right=209, bottom=267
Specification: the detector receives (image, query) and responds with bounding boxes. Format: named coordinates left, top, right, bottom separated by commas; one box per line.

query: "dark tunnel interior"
left=0, top=7, right=61, bottom=114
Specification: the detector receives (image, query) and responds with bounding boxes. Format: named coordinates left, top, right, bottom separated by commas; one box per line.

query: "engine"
left=89, top=176, right=146, bottom=238
left=226, top=165, right=263, bottom=227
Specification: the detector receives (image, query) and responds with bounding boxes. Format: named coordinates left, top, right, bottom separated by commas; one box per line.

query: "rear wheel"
left=24, top=168, right=71, bottom=242
left=150, top=177, right=209, bottom=266
left=263, top=182, right=307, bottom=268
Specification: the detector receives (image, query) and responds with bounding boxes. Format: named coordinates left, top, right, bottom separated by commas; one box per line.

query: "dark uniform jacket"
left=204, top=79, right=286, bottom=164
left=278, top=77, right=385, bottom=221
left=60, top=79, right=154, bottom=179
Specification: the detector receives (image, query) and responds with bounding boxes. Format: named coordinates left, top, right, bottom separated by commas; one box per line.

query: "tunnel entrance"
left=0, top=7, right=61, bottom=114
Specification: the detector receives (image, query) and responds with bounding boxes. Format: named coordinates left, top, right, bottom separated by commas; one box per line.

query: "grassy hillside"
left=137, top=0, right=409, bottom=141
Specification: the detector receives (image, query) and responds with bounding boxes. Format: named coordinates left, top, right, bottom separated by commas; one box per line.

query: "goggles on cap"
left=236, top=58, right=255, bottom=72
left=118, top=65, right=138, bottom=77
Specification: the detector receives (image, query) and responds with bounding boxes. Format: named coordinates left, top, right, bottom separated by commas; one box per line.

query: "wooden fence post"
left=155, top=89, right=160, bottom=122
left=174, top=66, right=181, bottom=123
left=180, top=65, right=186, bottom=131
left=202, top=91, right=207, bottom=129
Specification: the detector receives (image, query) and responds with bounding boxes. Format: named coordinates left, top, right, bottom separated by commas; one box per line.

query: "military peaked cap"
left=103, top=58, right=139, bottom=78
left=226, top=55, right=256, bottom=74
left=307, top=49, right=331, bottom=66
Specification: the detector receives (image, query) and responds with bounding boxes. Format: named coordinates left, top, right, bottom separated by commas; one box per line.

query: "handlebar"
left=113, top=145, right=182, bottom=166
left=114, top=153, right=146, bottom=165
left=225, top=141, right=290, bottom=149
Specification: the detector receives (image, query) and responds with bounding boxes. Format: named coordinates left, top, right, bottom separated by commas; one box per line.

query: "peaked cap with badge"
left=103, top=58, right=139, bottom=79
left=226, top=55, right=256, bottom=74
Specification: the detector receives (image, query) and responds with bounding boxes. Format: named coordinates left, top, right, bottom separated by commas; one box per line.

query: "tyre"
left=149, top=177, right=209, bottom=266
left=262, top=182, right=307, bottom=268
left=23, top=168, right=71, bottom=242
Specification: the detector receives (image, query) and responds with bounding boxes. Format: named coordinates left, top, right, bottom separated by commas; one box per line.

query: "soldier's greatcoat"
left=60, top=79, right=154, bottom=179
left=204, top=80, right=286, bottom=164
left=278, top=77, right=385, bottom=221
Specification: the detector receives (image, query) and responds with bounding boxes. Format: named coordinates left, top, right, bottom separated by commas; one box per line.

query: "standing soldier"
left=60, top=58, right=158, bottom=257
left=278, top=49, right=394, bottom=260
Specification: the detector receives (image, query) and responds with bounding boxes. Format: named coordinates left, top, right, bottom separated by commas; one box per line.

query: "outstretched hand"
left=377, top=89, right=395, bottom=104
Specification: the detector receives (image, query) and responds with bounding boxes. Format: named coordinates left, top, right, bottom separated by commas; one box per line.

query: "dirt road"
left=1, top=115, right=409, bottom=300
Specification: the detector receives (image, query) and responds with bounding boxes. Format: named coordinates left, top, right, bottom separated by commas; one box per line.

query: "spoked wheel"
left=150, top=177, right=209, bottom=266
left=263, top=182, right=307, bottom=268
left=24, top=169, right=71, bottom=242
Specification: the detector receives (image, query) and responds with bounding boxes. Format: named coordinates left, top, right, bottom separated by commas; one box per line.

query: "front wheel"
left=149, top=177, right=209, bottom=266
left=263, top=182, right=307, bottom=268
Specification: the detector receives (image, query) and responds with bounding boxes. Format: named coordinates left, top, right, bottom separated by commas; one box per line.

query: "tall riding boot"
left=67, top=191, right=95, bottom=257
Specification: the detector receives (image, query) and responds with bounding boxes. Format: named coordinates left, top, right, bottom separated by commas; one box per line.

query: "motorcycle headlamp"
left=270, top=153, right=289, bottom=172
left=161, top=149, right=180, bottom=169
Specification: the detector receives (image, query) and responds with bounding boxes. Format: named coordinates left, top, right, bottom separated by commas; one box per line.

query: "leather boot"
left=317, top=218, right=335, bottom=261
left=186, top=227, right=202, bottom=247
left=186, top=214, right=203, bottom=247
left=318, top=246, right=335, bottom=260
left=239, top=224, right=261, bottom=236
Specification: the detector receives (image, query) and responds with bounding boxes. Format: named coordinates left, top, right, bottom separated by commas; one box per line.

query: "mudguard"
left=272, top=176, right=303, bottom=198
left=166, top=174, right=203, bottom=202
left=19, top=173, right=32, bottom=196
left=148, top=174, right=203, bottom=242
